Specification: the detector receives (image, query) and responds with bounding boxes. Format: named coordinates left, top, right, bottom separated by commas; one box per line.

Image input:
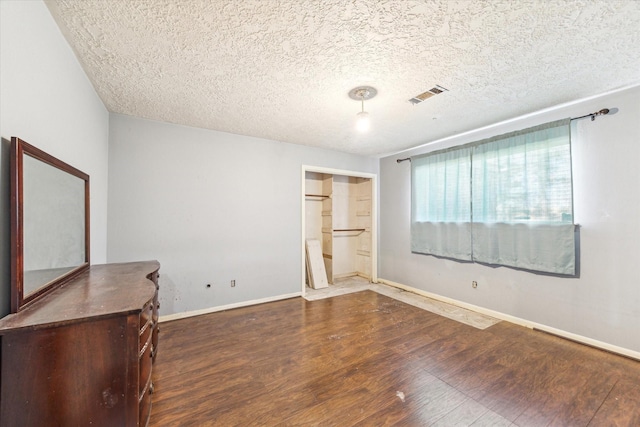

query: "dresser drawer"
left=151, top=288, right=159, bottom=362
left=139, top=279, right=157, bottom=426
left=139, top=383, right=152, bottom=427
left=140, top=321, right=153, bottom=354
left=139, top=329, right=153, bottom=397
left=140, top=302, right=153, bottom=332
left=151, top=327, right=159, bottom=361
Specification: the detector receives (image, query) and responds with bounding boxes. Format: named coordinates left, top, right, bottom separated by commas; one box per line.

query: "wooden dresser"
left=0, top=261, right=160, bottom=427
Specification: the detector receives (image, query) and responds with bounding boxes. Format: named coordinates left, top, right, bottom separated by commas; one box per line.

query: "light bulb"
left=356, top=111, right=370, bottom=132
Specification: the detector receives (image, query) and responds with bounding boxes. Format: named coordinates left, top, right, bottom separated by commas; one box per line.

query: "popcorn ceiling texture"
left=45, top=0, right=640, bottom=156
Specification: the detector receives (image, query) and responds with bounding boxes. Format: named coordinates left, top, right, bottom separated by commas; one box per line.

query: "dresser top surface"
left=0, top=261, right=160, bottom=333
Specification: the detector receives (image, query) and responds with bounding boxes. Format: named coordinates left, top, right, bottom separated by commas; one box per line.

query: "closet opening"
left=301, top=166, right=377, bottom=296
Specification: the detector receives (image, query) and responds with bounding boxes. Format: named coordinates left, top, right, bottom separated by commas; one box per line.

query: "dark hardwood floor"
left=150, top=291, right=640, bottom=426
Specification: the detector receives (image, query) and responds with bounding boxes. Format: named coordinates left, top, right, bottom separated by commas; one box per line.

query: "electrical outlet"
left=472, top=281, right=478, bottom=288
left=231, top=280, right=236, bottom=287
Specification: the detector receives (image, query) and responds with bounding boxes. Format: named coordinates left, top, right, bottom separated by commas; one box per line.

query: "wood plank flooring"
left=149, top=291, right=640, bottom=426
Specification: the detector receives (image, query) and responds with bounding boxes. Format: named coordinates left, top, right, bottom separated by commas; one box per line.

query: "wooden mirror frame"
left=10, top=137, right=90, bottom=312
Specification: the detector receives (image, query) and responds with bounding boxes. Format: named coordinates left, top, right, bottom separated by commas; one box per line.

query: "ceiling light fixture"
left=349, top=86, right=377, bottom=132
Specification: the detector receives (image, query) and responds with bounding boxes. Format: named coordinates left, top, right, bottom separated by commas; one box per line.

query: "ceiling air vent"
left=409, top=85, right=448, bottom=105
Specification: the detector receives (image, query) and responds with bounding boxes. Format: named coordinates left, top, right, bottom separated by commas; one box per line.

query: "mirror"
left=10, top=137, right=90, bottom=312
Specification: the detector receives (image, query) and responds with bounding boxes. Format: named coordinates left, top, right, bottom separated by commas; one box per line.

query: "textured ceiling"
left=45, top=0, right=640, bottom=156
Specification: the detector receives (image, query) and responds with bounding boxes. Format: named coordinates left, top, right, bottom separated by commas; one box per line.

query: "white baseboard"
left=378, top=278, right=640, bottom=361
left=158, top=292, right=302, bottom=323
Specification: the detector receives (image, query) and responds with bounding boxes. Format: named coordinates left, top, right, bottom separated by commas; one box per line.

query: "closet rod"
left=396, top=158, right=411, bottom=163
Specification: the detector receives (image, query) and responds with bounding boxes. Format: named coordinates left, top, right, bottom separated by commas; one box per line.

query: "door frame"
left=301, top=165, right=378, bottom=296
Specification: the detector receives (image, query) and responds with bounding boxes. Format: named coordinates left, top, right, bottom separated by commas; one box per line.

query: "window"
left=411, top=119, right=577, bottom=275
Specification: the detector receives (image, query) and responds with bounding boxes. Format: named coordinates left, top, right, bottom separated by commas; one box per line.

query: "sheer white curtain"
left=411, top=147, right=472, bottom=260
left=471, top=119, right=575, bottom=274
left=411, top=119, right=576, bottom=275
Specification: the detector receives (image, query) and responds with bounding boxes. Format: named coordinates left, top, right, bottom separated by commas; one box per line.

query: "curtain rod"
left=396, top=107, right=612, bottom=164
left=570, top=108, right=610, bottom=122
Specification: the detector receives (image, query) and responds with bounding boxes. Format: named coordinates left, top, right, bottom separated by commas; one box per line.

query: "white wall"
left=0, top=0, right=109, bottom=316
left=379, top=85, right=640, bottom=354
left=107, top=114, right=378, bottom=315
